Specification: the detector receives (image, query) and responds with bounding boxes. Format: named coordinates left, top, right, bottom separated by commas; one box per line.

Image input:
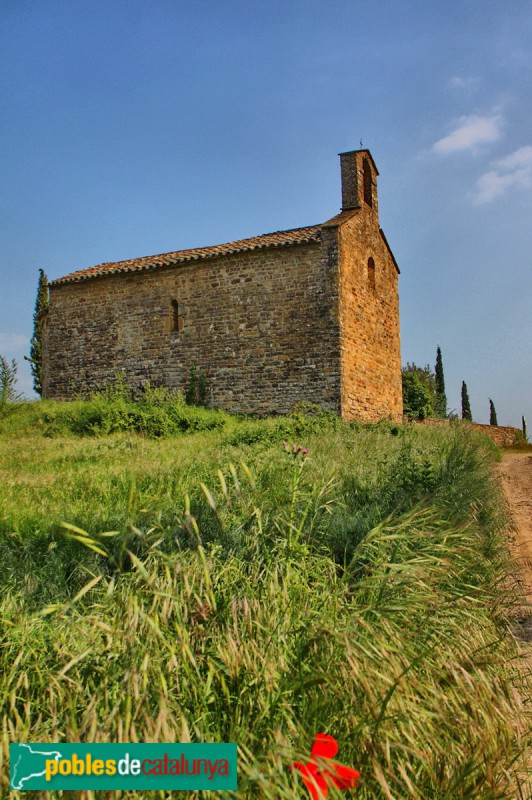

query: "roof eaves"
left=379, top=228, right=400, bottom=274
left=50, top=225, right=322, bottom=286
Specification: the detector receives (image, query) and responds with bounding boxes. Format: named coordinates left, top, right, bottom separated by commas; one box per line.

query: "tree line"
left=402, top=346, right=500, bottom=426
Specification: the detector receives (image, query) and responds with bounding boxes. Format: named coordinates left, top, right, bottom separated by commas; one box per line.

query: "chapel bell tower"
left=339, top=149, right=379, bottom=219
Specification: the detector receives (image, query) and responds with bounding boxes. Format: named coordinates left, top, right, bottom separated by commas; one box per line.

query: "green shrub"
left=185, top=365, right=208, bottom=406
left=402, top=372, right=434, bottom=419
left=0, top=354, right=23, bottom=413
left=0, top=395, right=231, bottom=438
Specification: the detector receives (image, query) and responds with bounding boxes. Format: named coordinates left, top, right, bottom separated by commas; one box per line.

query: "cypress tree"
left=489, top=398, right=498, bottom=426
left=461, top=381, right=472, bottom=421
left=434, top=346, right=447, bottom=418
left=25, top=269, right=49, bottom=396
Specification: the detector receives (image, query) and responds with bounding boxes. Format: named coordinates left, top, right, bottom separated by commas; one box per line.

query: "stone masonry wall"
left=336, top=159, right=402, bottom=422
left=43, top=238, right=342, bottom=415
left=416, top=418, right=522, bottom=447
left=468, top=422, right=522, bottom=447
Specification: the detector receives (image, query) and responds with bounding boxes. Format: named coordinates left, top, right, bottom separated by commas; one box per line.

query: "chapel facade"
left=42, top=149, right=402, bottom=422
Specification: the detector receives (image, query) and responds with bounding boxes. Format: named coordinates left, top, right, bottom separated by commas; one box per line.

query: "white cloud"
left=474, top=145, right=532, bottom=204
left=433, top=115, right=502, bottom=154
left=495, top=145, right=532, bottom=170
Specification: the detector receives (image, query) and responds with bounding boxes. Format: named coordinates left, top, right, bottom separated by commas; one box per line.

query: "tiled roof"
left=52, top=225, right=322, bottom=285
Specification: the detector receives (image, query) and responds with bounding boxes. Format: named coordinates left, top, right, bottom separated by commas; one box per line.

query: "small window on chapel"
left=367, top=257, right=376, bottom=292
left=171, top=299, right=184, bottom=333
left=363, top=158, right=373, bottom=207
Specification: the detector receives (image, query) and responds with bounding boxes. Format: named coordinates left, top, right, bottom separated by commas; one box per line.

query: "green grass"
left=501, top=442, right=532, bottom=454
left=0, top=401, right=530, bottom=798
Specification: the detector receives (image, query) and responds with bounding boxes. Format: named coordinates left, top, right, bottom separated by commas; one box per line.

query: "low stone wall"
left=410, top=417, right=522, bottom=447
left=467, top=422, right=522, bottom=447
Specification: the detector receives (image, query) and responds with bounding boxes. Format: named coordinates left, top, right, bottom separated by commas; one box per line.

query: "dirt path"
left=497, top=452, right=532, bottom=638
left=497, top=453, right=532, bottom=792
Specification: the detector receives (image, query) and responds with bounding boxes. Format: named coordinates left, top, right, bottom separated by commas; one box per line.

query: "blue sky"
left=1, top=0, right=530, bottom=427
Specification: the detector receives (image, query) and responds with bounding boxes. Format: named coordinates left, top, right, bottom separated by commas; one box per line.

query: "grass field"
left=0, top=398, right=530, bottom=798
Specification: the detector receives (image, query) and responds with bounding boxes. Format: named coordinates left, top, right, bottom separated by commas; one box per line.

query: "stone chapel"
left=42, top=149, right=402, bottom=421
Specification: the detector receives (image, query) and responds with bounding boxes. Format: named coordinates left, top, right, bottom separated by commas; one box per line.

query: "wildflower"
left=282, top=442, right=309, bottom=458
left=293, top=733, right=360, bottom=799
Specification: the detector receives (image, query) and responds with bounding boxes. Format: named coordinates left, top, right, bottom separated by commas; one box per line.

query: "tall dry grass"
left=0, top=405, right=529, bottom=798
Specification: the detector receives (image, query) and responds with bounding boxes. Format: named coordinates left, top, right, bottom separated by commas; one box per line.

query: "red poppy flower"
left=293, top=733, right=360, bottom=799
